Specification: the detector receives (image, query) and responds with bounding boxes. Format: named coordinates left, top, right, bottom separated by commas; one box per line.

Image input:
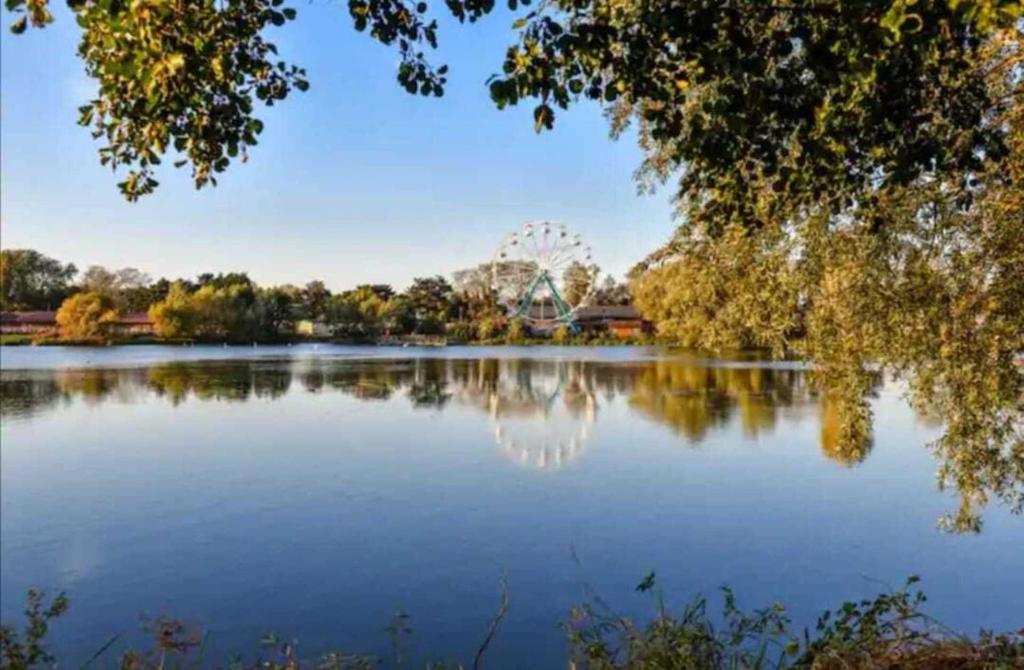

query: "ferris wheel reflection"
left=451, top=360, right=599, bottom=470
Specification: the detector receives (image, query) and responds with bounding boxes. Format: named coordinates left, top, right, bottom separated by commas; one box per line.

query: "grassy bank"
left=0, top=334, right=35, bottom=346
left=2, top=577, right=1020, bottom=669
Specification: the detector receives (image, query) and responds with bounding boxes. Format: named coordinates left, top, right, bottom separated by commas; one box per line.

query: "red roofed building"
left=1, top=311, right=154, bottom=336
left=0, top=311, right=58, bottom=334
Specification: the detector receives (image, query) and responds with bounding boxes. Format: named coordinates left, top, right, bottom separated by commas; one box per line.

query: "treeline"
left=1, top=250, right=632, bottom=343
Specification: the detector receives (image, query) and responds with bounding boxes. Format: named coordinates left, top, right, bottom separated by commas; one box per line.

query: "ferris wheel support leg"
left=511, top=274, right=544, bottom=319
left=542, top=273, right=575, bottom=321
left=544, top=276, right=580, bottom=334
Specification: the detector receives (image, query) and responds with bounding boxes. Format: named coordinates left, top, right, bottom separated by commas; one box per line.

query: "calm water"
left=1, top=345, right=1021, bottom=666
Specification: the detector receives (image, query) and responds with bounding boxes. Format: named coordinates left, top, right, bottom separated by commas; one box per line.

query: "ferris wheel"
left=491, top=221, right=597, bottom=326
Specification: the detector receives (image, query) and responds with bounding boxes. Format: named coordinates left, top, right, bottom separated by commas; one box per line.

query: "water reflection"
left=1, top=357, right=841, bottom=461
left=2, top=355, right=1019, bottom=529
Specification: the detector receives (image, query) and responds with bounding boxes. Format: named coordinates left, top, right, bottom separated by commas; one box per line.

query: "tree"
left=404, top=276, right=456, bottom=326
left=562, top=262, right=599, bottom=307
left=452, top=263, right=492, bottom=299
left=148, top=281, right=262, bottom=341
left=632, top=226, right=801, bottom=354
left=196, top=272, right=254, bottom=292
left=254, top=287, right=298, bottom=339
left=0, top=249, right=77, bottom=310
left=80, top=265, right=154, bottom=310
left=149, top=282, right=199, bottom=339
left=633, top=94, right=1024, bottom=531
left=301, top=280, right=331, bottom=320
left=593, top=275, right=631, bottom=306
left=452, top=263, right=502, bottom=327
left=190, top=284, right=258, bottom=340
left=6, top=1, right=1020, bottom=203
left=325, top=285, right=392, bottom=339
left=364, top=284, right=396, bottom=302
left=381, top=296, right=417, bottom=335
left=79, top=265, right=119, bottom=294
left=55, top=291, right=119, bottom=339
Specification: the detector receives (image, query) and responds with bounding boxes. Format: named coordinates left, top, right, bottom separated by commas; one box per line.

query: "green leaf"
left=635, top=571, right=656, bottom=592
left=533, top=103, right=553, bottom=132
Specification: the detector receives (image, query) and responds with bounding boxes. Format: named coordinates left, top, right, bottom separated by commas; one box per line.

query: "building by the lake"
left=0, top=311, right=155, bottom=336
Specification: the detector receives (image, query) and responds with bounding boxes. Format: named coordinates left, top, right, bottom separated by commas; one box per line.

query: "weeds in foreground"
left=2, top=577, right=1021, bottom=670
left=0, top=590, right=68, bottom=669
left=568, top=575, right=1024, bottom=670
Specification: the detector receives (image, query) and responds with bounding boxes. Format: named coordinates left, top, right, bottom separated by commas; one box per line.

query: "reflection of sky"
left=1, top=347, right=1021, bottom=667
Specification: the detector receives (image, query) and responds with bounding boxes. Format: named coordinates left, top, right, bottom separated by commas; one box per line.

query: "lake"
left=1, top=345, right=1021, bottom=667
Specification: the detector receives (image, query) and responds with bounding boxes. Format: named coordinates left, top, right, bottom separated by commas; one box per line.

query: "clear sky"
left=0, top=3, right=677, bottom=292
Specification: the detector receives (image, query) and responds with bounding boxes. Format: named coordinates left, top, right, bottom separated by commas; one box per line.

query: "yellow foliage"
left=55, top=291, right=119, bottom=340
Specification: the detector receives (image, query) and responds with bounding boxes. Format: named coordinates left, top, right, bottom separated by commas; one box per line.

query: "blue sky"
left=0, top=3, right=677, bottom=291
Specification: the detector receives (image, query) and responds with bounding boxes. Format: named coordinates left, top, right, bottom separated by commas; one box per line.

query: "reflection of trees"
left=1, top=374, right=65, bottom=420
left=2, top=355, right=1018, bottom=530
left=819, top=394, right=873, bottom=466
left=1, top=369, right=151, bottom=419
left=146, top=363, right=291, bottom=403
left=295, top=361, right=409, bottom=401
left=406, top=359, right=452, bottom=409
left=626, top=361, right=810, bottom=443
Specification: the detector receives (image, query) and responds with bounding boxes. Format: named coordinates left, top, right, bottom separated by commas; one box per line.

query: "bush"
left=55, top=292, right=118, bottom=340
left=476, top=317, right=503, bottom=341
left=552, top=325, right=572, bottom=344
left=505, top=318, right=527, bottom=343
left=446, top=321, right=476, bottom=342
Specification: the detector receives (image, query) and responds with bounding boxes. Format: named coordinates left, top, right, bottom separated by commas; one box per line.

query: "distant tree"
left=324, top=294, right=361, bottom=338
left=191, top=284, right=257, bottom=340
left=325, top=286, right=391, bottom=339
left=55, top=292, right=119, bottom=339
left=119, top=285, right=159, bottom=313
left=196, top=272, right=254, bottom=292
left=79, top=265, right=119, bottom=294
left=0, top=249, right=77, bottom=310
left=80, top=265, right=154, bottom=310
left=452, top=263, right=501, bottom=324
left=255, top=287, right=297, bottom=339
left=301, top=280, right=331, bottom=320
left=562, top=262, right=599, bottom=307
left=365, top=284, right=395, bottom=302
left=150, top=281, right=262, bottom=341
left=148, top=278, right=174, bottom=303
left=593, top=275, right=631, bottom=306
left=381, top=296, right=416, bottom=336
left=405, top=276, right=456, bottom=326
left=148, top=282, right=198, bottom=339
left=452, top=263, right=492, bottom=299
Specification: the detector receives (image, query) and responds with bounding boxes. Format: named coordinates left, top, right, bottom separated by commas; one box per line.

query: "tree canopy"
left=55, top=291, right=119, bottom=339
left=8, top=1, right=1020, bottom=204
left=0, top=249, right=77, bottom=311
